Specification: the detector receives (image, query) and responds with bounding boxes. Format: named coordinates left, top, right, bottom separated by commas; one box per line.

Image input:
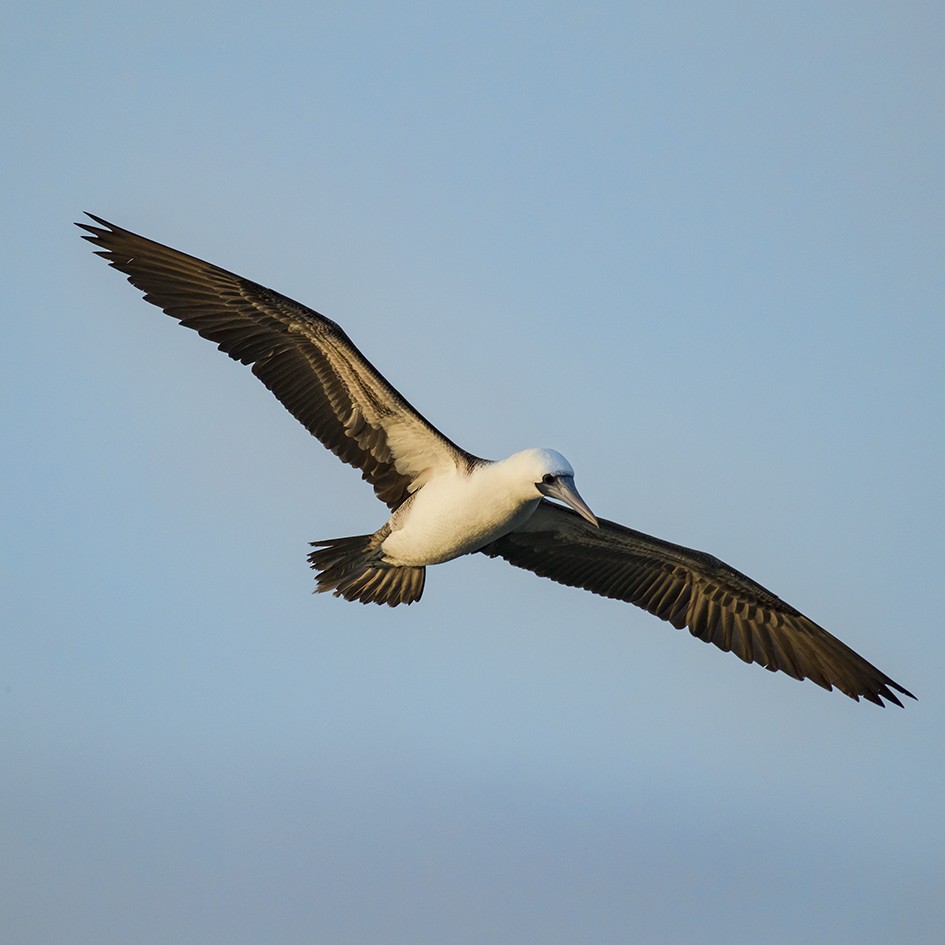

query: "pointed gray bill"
left=538, top=475, right=599, bottom=527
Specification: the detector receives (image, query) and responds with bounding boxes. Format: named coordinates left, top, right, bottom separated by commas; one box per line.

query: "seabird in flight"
left=78, top=214, right=914, bottom=708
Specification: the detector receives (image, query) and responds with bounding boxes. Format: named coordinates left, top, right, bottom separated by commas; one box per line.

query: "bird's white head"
left=511, top=448, right=598, bottom=527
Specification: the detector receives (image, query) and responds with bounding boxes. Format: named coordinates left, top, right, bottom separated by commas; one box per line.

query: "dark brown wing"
left=78, top=214, right=477, bottom=508
left=482, top=502, right=914, bottom=707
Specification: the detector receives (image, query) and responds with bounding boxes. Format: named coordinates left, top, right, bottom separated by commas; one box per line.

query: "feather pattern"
left=482, top=502, right=913, bottom=707
left=77, top=214, right=477, bottom=508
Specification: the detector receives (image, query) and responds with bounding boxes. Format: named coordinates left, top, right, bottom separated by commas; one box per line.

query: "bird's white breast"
left=380, top=463, right=540, bottom=566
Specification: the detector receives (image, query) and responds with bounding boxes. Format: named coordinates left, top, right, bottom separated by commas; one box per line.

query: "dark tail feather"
left=308, top=535, right=426, bottom=607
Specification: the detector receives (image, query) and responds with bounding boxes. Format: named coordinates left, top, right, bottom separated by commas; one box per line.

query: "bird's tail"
left=307, top=535, right=425, bottom=606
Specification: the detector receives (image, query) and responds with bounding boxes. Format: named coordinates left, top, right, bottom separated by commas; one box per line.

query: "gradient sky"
left=3, top=3, right=944, bottom=943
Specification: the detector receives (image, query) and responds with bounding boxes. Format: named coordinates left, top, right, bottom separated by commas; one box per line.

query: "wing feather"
left=78, top=214, right=477, bottom=508
left=481, top=502, right=913, bottom=707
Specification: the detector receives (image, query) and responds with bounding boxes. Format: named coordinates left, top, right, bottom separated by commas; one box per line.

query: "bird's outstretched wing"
left=482, top=502, right=914, bottom=706
left=78, top=214, right=477, bottom=508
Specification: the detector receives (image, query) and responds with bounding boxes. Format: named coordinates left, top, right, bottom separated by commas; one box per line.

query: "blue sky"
left=3, top=3, right=943, bottom=943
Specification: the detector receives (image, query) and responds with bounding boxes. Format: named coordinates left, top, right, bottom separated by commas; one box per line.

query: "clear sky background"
left=3, top=3, right=943, bottom=943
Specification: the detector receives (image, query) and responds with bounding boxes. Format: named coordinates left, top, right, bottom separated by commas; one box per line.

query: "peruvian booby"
left=78, top=213, right=914, bottom=708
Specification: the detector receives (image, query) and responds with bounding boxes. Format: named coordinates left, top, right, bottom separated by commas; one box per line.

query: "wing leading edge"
left=78, top=214, right=477, bottom=508
left=483, top=502, right=914, bottom=707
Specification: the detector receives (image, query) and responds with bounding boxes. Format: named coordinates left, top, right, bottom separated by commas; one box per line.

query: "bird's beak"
left=538, top=475, right=599, bottom=527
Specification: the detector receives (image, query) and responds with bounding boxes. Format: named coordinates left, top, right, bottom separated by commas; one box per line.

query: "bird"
left=78, top=213, right=914, bottom=708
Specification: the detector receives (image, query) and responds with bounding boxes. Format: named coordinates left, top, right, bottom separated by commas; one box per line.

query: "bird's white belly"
left=380, top=473, right=540, bottom=567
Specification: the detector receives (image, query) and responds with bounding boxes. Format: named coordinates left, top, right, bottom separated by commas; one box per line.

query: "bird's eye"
left=542, top=473, right=556, bottom=485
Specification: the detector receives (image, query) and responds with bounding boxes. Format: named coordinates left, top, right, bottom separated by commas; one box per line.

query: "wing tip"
left=75, top=212, right=120, bottom=250
left=75, top=211, right=113, bottom=232
left=876, top=680, right=916, bottom=709
left=838, top=677, right=915, bottom=709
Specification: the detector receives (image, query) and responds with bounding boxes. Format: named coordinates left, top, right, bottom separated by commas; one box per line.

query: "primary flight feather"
left=78, top=213, right=913, bottom=708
